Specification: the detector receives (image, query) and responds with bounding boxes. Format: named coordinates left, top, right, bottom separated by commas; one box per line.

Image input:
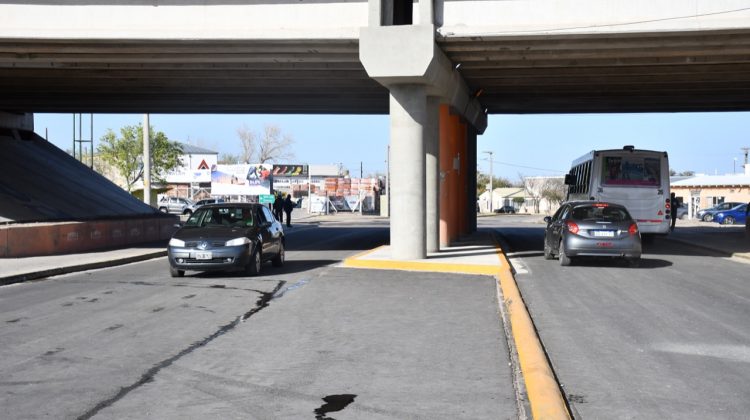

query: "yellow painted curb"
left=343, top=255, right=500, bottom=276
left=494, top=243, right=571, bottom=420
left=342, top=245, right=500, bottom=276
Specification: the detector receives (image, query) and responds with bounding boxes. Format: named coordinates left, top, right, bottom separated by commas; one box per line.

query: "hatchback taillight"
left=566, top=221, right=580, bottom=234
left=628, top=223, right=639, bottom=235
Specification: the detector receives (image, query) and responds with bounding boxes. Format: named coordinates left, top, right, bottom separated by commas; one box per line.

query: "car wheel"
left=169, top=266, right=184, bottom=278
left=543, top=239, right=554, bottom=260
left=159, top=207, right=168, bottom=213
left=245, top=248, right=262, bottom=276
left=559, top=240, right=572, bottom=266
left=702, top=214, right=713, bottom=222
left=723, top=216, right=735, bottom=225
left=626, top=257, right=640, bottom=268
left=272, top=241, right=285, bottom=267
left=183, top=210, right=192, bottom=216
left=679, top=213, right=687, bottom=220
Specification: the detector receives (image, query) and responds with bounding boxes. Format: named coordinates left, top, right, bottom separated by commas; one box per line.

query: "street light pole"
left=143, top=114, right=151, bottom=206
left=483, top=151, right=493, bottom=213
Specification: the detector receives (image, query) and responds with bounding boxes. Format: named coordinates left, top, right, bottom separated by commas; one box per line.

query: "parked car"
left=543, top=201, right=642, bottom=267
left=712, top=203, right=748, bottom=225
left=158, top=196, right=195, bottom=215
left=185, top=198, right=225, bottom=215
left=697, top=202, right=744, bottom=222
left=494, top=205, right=516, bottom=214
left=167, top=203, right=285, bottom=277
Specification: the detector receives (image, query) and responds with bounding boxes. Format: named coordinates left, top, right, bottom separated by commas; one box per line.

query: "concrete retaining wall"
left=0, top=217, right=179, bottom=258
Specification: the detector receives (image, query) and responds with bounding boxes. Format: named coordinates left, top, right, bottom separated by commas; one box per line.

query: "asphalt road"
left=1, top=219, right=516, bottom=420
left=484, top=215, right=750, bottom=420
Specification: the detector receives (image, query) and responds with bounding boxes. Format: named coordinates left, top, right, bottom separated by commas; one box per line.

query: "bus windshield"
left=601, top=155, right=661, bottom=187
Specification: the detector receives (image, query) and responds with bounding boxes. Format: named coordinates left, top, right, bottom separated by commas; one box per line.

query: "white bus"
left=565, top=145, right=671, bottom=236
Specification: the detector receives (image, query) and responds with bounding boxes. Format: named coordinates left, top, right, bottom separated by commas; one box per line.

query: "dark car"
left=185, top=198, right=225, bottom=215
left=543, top=201, right=642, bottom=267
left=712, top=203, right=748, bottom=225
left=494, top=205, right=516, bottom=214
left=697, top=202, right=744, bottom=222
left=167, top=203, right=284, bottom=277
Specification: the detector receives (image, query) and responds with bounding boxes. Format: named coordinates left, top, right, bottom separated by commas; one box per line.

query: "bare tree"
left=218, top=153, right=242, bottom=164
left=236, top=124, right=256, bottom=163
left=235, top=124, right=294, bottom=164
left=541, top=177, right=566, bottom=211
left=257, top=124, right=294, bottom=163
left=521, top=174, right=545, bottom=214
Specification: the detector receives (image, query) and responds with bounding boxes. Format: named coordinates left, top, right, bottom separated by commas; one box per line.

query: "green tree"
left=97, top=124, right=182, bottom=192
left=476, top=172, right=512, bottom=196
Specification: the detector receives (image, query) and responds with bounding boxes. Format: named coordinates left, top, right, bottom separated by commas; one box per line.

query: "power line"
left=480, top=157, right=565, bottom=174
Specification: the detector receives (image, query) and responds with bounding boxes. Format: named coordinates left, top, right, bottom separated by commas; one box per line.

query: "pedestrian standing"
left=283, top=194, right=295, bottom=227
left=273, top=193, right=284, bottom=224
left=670, top=192, right=679, bottom=232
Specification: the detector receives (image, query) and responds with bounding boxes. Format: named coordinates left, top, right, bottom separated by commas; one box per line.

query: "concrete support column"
left=390, top=84, right=427, bottom=260
left=425, top=96, right=440, bottom=253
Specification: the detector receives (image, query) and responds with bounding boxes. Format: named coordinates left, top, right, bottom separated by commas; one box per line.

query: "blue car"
left=713, top=203, right=748, bottom=225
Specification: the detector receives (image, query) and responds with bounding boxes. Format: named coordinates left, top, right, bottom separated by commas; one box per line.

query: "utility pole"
left=483, top=151, right=494, bottom=213
left=143, top=114, right=151, bottom=206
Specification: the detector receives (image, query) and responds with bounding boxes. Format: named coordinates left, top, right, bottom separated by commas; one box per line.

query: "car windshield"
left=571, top=205, right=630, bottom=222
left=185, top=207, right=253, bottom=228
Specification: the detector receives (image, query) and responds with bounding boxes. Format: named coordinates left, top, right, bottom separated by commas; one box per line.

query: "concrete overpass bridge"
left=3, top=0, right=750, bottom=259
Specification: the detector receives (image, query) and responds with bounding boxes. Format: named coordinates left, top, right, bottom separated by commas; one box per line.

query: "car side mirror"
left=543, top=216, right=552, bottom=224
left=564, top=174, right=576, bottom=185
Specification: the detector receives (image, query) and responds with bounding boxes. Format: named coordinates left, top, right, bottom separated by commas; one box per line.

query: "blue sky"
left=34, top=112, right=750, bottom=182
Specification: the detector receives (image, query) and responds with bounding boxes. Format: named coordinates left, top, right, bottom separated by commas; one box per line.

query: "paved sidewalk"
left=665, top=219, right=750, bottom=261
left=0, top=243, right=168, bottom=286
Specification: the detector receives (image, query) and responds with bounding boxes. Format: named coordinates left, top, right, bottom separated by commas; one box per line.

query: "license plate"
left=593, top=230, right=615, bottom=237
left=195, top=252, right=212, bottom=260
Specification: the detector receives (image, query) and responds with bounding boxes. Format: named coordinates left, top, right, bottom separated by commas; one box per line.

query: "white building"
left=162, top=143, right=218, bottom=199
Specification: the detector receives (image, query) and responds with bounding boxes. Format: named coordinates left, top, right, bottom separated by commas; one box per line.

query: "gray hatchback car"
left=544, top=201, right=642, bottom=267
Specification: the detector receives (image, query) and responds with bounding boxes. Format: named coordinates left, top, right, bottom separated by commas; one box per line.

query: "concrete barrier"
left=0, top=216, right=179, bottom=258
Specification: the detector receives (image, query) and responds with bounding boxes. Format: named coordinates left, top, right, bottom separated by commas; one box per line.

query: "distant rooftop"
left=672, top=174, right=750, bottom=187
left=178, top=143, right=218, bottom=155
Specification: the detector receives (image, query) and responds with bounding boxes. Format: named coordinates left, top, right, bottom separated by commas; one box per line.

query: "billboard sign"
left=272, top=164, right=308, bottom=177
left=211, top=163, right=272, bottom=196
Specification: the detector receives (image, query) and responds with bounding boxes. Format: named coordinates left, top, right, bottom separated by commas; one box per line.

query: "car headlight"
left=168, top=238, right=185, bottom=247
left=225, top=237, right=251, bottom=247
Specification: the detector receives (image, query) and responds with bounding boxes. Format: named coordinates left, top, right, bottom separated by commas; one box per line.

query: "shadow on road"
left=493, top=225, right=750, bottom=259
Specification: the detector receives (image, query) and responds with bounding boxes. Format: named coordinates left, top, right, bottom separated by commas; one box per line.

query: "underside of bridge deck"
left=3, top=29, right=750, bottom=114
